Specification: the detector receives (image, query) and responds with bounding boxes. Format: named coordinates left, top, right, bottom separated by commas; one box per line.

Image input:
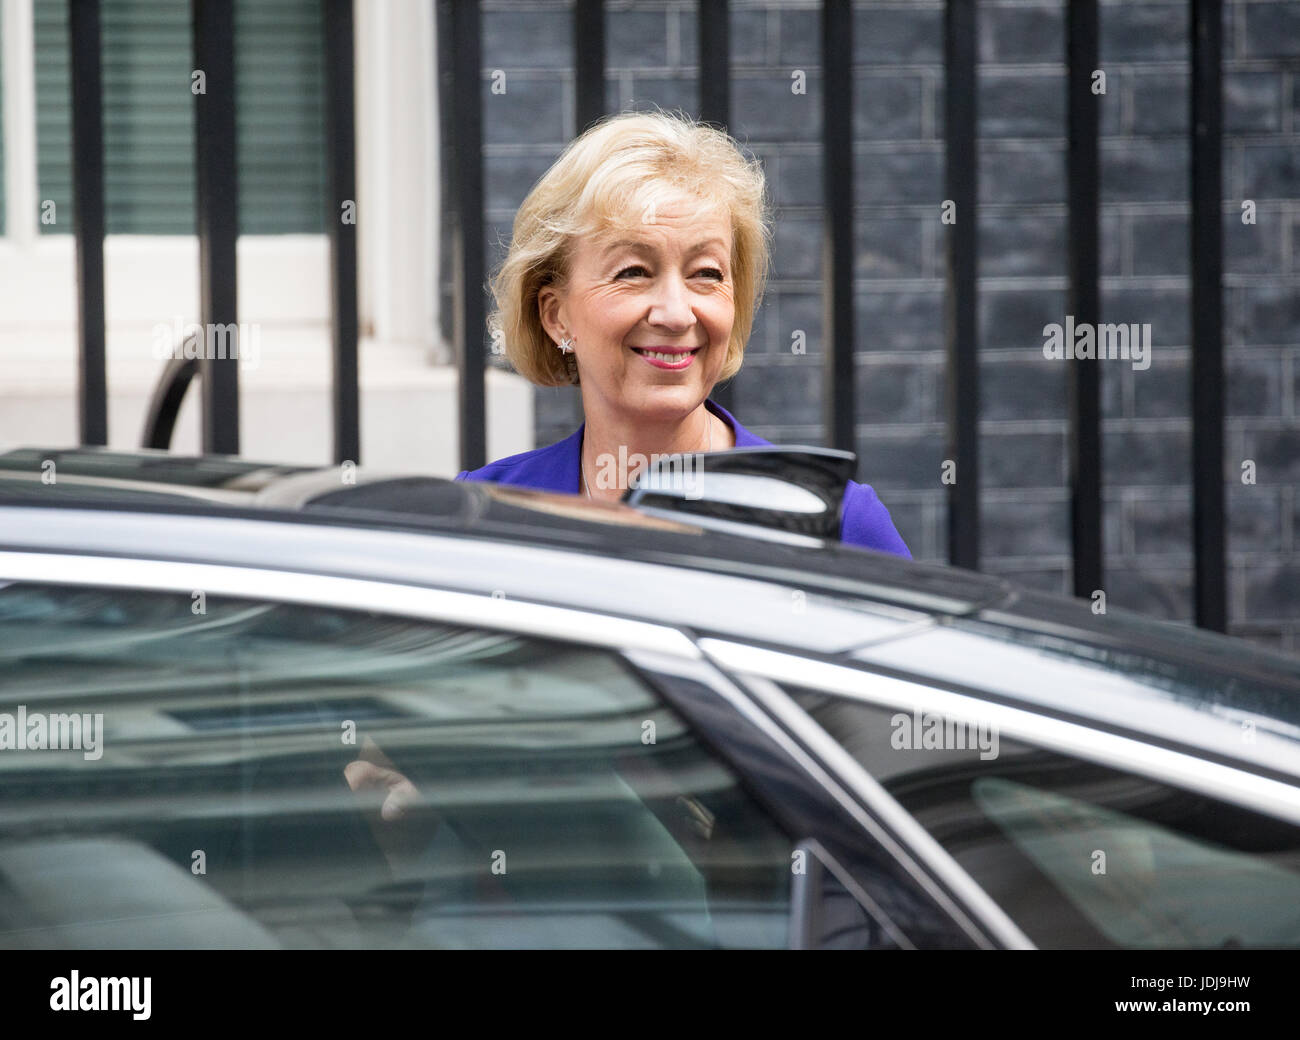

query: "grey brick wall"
left=446, top=0, right=1300, bottom=654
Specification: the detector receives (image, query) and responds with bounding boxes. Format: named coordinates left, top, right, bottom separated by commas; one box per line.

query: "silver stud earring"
left=557, top=337, right=575, bottom=354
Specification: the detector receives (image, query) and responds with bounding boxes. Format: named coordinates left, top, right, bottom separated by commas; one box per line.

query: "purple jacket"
left=455, top=399, right=911, bottom=558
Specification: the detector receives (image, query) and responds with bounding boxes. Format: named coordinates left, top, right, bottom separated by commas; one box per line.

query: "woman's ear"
left=537, top=284, right=566, bottom=345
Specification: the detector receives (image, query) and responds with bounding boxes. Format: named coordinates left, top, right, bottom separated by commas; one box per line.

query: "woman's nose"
left=646, top=274, right=696, bottom=330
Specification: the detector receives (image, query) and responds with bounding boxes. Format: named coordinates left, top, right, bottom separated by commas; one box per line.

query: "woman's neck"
left=579, top=399, right=733, bottom=501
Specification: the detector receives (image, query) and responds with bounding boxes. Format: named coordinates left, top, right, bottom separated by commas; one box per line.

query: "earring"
left=557, top=337, right=575, bottom=354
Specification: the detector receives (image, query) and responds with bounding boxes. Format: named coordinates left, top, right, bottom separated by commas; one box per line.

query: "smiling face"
left=538, top=193, right=736, bottom=424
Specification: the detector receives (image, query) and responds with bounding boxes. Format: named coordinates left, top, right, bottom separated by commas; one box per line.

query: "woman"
left=455, top=110, right=910, bottom=558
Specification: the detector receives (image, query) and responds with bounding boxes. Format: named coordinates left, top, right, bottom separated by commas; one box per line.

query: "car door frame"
left=0, top=534, right=1017, bottom=948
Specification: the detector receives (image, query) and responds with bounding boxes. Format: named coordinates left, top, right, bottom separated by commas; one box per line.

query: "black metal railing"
left=69, top=0, right=359, bottom=465
left=65, top=0, right=1227, bottom=631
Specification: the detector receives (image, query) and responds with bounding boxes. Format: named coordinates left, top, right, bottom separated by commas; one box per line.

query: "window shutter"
left=35, top=0, right=326, bottom=236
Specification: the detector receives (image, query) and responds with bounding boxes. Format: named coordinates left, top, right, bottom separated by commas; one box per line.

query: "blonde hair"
left=489, top=108, right=772, bottom=387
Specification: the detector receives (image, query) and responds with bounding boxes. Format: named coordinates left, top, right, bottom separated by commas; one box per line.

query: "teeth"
left=638, top=349, right=695, bottom=362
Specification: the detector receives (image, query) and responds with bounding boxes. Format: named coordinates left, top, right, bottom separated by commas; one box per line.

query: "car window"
left=783, top=690, right=1300, bottom=949
left=0, top=581, right=796, bottom=949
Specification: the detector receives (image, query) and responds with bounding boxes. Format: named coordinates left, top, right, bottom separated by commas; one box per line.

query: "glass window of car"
left=0, top=581, right=804, bottom=949
left=784, top=688, right=1300, bottom=949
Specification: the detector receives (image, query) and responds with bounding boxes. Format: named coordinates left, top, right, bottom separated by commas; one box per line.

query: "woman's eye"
left=696, top=267, right=725, bottom=281
left=615, top=265, right=648, bottom=278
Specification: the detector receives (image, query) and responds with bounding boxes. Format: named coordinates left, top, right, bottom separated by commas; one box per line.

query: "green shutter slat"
left=35, top=0, right=327, bottom=236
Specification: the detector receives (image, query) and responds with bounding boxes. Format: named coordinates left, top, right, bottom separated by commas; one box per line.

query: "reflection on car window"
left=0, top=583, right=792, bottom=949
left=973, top=777, right=1300, bottom=947
left=786, top=689, right=1300, bottom=949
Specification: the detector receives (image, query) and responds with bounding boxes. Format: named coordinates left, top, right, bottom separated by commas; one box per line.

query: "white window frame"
left=0, top=0, right=439, bottom=357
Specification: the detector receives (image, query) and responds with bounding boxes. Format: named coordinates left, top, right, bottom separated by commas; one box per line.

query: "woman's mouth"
left=631, top=346, right=702, bottom=370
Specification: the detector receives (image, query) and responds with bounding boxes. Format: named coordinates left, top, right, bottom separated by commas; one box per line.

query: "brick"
left=1130, top=72, right=1189, bottom=136
left=1224, top=69, right=1285, bottom=134
left=856, top=215, right=925, bottom=280
left=485, top=219, right=512, bottom=275
left=1102, top=359, right=1126, bottom=420
left=855, top=429, right=948, bottom=492
left=856, top=146, right=944, bottom=205
left=979, top=73, right=1066, bottom=138
left=1132, top=352, right=1188, bottom=418
left=986, top=566, right=1071, bottom=597
left=855, top=359, right=934, bottom=423
left=775, top=152, right=821, bottom=207
left=484, top=149, right=561, bottom=213
left=1235, top=285, right=1300, bottom=345
left=1228, top=484, right=1284, bottom=553
left=1228, top=354, right=1283, bottom=417
left=980, top=288, right=1069, bottom=353
left=777, top=8, right=818, bottom=66
left=1100, top=2, right=1188, bottom=63
left=1102, top=210, right=1123, bottom=277
left=979, top=144, right=1066, bottom=204
left=620, top=75, right=698, bottom=118
left=1131, top=213, right=1188, bottom=276
left=482, top=9, right=571, bottom=69
left=1101, top=285, right=1190, bottom=346
left=606, top=9, right=670, bottom=70
left=483, top=75, right=566, bottom=145
left=774, top=290, right=823, bottom=357
left=853, top=5, right=943, bottom=66
left=733, top=73, right=822, bottom=142
left=880, top=498, right=924, bottom=553
left=857, top=290, right=945, bottom=352
left=741, top=358, right=823, bottom=425
left=742, top=298, right=777, bottom=357
left=979, top=212, right=1067, bottom=277
left=1226, top=623, right=1289, bottom=653
left=1242, top=428, right=1300, bottom=484
left=1101, top=140, right=1189, bottom=203
left=855, top=77, right=925, bottom=141
left=675, top=7, right=696, bottom=68
left=981, top=497, right=1071, bottom=559
left=979, top=358, right=1068, bottom=421
left=1294, top=349, right=1300, bottom=414
left=1241, top=562, right=1300, bottom=620
left=1132, top=494, right=1192, bottom=556
left=1105, top=565, right=1194, bottom=622
left=924, top=499, right=947, bottom=563
left=773, top=212, right=821, bottom=280
left=1242, top=2, right=1300, bottom=59
left=978, top=4, right=1064, bottom=65
left=1225, top=205, right=1286, bottom=276
left=1241, top=143, right=1300, bottom=200
left=1102, top=428, right=1193, bottom=486
left=979, top=431, right=1068, bottom=489
left=731, top=8, right=769, bottom=66
left=1104, top=493, right=1125, bottom=554
left=1100, top=71, right=1124, bottom=136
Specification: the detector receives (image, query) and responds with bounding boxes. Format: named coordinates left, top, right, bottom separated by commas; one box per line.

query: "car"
left=0, top=445, right=1298, bottom=949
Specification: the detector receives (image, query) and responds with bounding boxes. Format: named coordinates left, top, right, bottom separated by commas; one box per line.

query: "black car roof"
left=0, top=447, right=1010, bottom=616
